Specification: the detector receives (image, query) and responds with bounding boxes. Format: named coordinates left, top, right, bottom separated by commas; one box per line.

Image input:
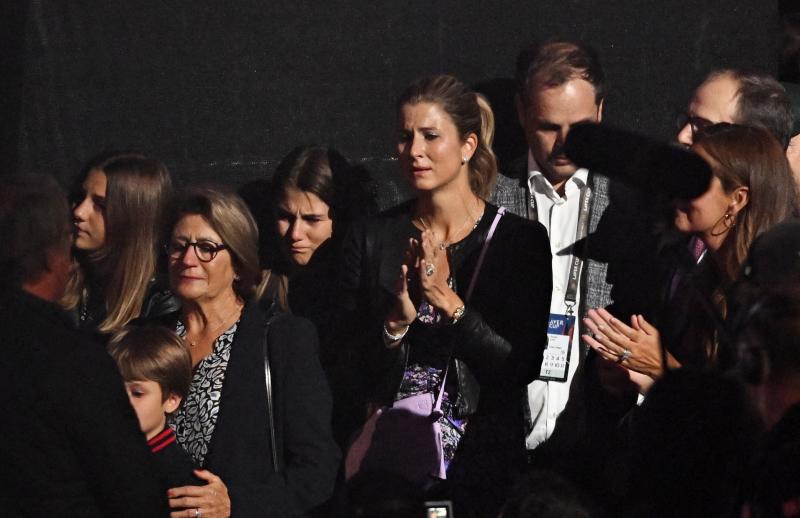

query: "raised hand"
left=581, top=308, right=680, bottom=379
left=384, top=239, right=420, bottom=346
left=418, top=229, right=463, bottom=318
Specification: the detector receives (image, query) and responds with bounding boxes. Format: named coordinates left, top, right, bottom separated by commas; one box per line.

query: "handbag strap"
left=434, top=206, right=506, bottom=412
left=465, top=206, right=506, bottom=300
left=262, top=313, right=282, bottom=473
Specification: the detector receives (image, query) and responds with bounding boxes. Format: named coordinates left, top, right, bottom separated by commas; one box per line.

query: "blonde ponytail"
left=470, top=93, right=498, bottom=199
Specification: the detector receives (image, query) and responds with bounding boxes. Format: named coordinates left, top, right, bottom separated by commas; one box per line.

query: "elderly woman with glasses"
left=159, top=186, right=340, bottom=518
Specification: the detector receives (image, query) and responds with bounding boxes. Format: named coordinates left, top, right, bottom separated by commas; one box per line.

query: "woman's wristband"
left=449, top=305, right=466, bottom=325
left=383, top=322, right=409, bottom=344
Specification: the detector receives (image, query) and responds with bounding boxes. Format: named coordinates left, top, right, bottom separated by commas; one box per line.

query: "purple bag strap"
left=465, top=206, right=506, bottom=301
left=434, top=206, right=506, bottom=412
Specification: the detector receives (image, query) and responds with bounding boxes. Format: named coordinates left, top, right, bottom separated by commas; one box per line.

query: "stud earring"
left=461, top=155, right=467, bottom=164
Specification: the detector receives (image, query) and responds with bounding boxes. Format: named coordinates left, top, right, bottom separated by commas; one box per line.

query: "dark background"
left=3, top=1, right=780, bottom=209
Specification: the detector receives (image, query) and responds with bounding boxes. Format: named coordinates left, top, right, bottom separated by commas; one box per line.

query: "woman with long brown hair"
left=63, top=152, right=177, bottom=337
left=583, top=123, right=798, bottom=387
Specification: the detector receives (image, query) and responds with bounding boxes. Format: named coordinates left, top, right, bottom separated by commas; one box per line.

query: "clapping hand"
left=582, top=308, right=680, bottom=381
left=384, top=233, right=464, bottom=345
left=418, top=230, right=462, bottom=317
left=384, top=239, right=420, bottom=346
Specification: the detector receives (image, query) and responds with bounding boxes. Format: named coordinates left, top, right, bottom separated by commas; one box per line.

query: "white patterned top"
left=168, top=320, right=238, bottom=466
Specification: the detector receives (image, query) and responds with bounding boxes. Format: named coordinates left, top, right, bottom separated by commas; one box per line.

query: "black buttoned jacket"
left=158, top=301, right=340, bottom=517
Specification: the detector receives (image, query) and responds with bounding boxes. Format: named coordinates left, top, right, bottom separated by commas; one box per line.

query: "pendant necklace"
left=185, top=303, right=243, bottom=348
left=417, top=197, right=481, bottom=250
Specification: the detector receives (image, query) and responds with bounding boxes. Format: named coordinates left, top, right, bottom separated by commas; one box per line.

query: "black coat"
left=340, top=201, right=552, bottom=518
left=163, top=302, right=340, bottom=517
left=0, top=288, right=167, bottom=517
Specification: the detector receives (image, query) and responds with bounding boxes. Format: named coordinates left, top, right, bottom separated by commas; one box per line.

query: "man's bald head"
left=678, top=70, right=793, bottom=148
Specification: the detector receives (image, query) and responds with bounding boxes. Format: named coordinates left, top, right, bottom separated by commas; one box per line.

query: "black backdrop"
left=5, top=1, right=778, bottom=209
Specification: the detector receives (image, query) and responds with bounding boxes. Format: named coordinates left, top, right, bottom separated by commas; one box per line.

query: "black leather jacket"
left=339, top=201, right=552, bottom=417
left=69, top=277, right=180, bottom=343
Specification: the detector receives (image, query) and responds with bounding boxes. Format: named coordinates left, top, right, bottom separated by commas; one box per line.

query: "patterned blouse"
left=168, top=320, right=238, bottom=466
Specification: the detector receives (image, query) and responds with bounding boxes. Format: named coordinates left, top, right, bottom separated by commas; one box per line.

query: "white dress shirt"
left=525, top=151, right=588, bottom=450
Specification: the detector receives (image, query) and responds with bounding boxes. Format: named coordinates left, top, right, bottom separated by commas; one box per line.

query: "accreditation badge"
left=538, top=313, right=575, bottom=382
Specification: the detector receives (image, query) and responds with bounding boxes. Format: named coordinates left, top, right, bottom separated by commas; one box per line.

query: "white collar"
left=526, top=150, right=589, bottom=203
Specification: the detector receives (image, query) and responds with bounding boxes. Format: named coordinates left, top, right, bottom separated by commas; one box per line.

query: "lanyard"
left=528, top=179, right=591, bottom=316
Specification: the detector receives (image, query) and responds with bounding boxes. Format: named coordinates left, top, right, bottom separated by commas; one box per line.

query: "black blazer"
left=340, top=201, right=552, bottom=410
left=0, top=288, right=167, bottom=517
left=165, top=302, right=340, bottom=517
left=340, top=201, right=552, bottom=518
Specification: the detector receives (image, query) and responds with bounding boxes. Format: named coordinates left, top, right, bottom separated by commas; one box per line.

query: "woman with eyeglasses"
left=159, top=186, right=339, bottom=518
left=62, top=152, right=178, bottom=338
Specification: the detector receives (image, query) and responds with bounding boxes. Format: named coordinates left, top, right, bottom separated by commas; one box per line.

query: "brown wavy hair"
left=694, top=124, right=798, bottom=284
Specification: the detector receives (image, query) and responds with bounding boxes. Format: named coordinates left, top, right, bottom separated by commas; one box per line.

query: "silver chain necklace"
left=417, top=197, right=481, bottom=250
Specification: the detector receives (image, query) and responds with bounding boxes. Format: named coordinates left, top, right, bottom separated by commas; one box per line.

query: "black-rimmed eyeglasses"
left=165, top=240, right=228, bottom=262
left=677, top=113, right=715, bottom=137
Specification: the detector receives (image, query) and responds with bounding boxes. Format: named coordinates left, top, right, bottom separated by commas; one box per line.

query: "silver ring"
left=194, top=508, right=201, bottom=518
left=618, top=348, right=631, bottom=363
left=425, top=263, right=435, bottom=277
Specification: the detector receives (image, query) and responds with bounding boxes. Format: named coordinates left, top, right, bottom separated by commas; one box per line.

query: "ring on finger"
left=425, top=263, right=436, bottom=277
left=617, top=348, right=631, bottom=363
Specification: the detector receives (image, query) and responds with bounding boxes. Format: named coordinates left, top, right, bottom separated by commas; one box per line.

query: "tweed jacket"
left=493, top=157, right=661, bottom=509
left=491, top=156, right=659, bottom=359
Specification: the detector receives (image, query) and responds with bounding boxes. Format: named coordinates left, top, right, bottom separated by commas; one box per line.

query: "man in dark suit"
left=0, top=174, right=167, bottom=517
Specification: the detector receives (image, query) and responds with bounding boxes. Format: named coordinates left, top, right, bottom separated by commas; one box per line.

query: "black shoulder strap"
left=262, top=311, right=284, bottom=473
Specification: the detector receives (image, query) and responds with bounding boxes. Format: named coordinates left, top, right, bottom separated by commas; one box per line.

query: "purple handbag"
left=344, top=208, right=506, bottom=485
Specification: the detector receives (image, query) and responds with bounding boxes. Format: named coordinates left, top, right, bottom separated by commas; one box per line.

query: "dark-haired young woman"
left=260, top=145, right=376, bottom=447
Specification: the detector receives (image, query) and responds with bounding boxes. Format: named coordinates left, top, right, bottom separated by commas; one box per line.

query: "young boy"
left=108, top=324, right=198, bottom=488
